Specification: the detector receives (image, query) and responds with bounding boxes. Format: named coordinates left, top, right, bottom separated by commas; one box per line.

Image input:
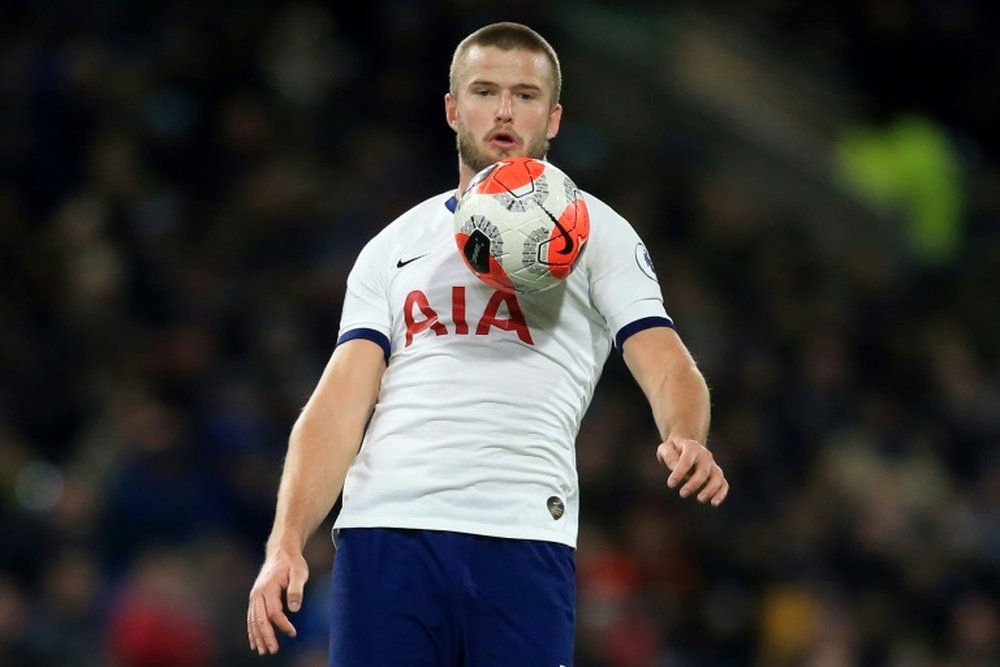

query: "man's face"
left=446, top=46, right=563, bottom=180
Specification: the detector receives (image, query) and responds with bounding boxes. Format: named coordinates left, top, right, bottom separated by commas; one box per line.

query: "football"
left=453, top=157, right=590, bottom=294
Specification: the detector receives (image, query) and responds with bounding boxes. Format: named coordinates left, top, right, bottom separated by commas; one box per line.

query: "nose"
left=495, top=93, right=513, bottom=122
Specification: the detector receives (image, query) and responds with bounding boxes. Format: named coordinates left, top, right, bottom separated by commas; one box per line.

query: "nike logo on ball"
left=396, top=254, right=428, bottom=268
left=541, top=206, right=574, bottom=255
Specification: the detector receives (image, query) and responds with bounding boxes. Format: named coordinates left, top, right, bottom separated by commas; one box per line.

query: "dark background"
left=1, top=1, right=997, bottom=665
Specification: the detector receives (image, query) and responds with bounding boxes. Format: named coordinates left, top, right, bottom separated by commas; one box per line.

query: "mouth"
left=488, top=130, right=520, bottom=150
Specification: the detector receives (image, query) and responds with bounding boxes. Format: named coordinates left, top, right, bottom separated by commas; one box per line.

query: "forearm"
left=623, top=327, right=727, bottom=505
left=264, top=340, right=384, bottom=556
left=248, top=340, right=383, bottom=656
left=647, top=358, right=711, bottom=446
left=265, top=409, right=362, bottom=555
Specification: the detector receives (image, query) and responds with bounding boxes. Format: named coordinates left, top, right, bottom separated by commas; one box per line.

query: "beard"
left=456, top=121, right=550, bottom=175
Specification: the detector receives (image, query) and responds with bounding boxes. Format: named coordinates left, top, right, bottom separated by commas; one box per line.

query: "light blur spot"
left=14, top=460, right=64, bottom=512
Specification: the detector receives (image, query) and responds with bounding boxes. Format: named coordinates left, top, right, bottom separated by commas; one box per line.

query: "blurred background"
left=1, top=1, right=997, bottom=665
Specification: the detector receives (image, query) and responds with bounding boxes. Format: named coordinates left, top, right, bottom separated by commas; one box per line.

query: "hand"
left=247, top=548, right=309, bottom=655
left=656, top=436, right=729, bottom=506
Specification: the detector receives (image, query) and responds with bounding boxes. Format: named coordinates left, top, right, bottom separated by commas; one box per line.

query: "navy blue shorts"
left=328, top=528, right=576, bottom=667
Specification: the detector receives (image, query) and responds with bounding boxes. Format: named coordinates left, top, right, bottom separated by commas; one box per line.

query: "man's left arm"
left=622, top=326, right=729, bottom=506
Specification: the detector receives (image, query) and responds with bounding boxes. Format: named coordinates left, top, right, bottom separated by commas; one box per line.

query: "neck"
left=456, top=161, right=476, bottom=199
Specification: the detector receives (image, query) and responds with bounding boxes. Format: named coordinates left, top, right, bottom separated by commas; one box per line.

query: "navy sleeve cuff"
left=614, top=316, right=675, bottom=353
left=337, top=328, right=391, bottom=363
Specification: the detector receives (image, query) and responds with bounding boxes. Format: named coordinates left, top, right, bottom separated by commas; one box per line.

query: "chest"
left=388, top=236, right=537, bottom=347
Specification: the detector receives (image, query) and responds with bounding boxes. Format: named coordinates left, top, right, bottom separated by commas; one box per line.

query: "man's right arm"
left=248, top=338, right=386, bottom=656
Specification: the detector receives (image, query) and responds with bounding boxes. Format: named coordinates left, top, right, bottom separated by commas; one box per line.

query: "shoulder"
left=580, top=190, right=633, bottom=234
left=358, top=191, right=454, bottom=258
left=382, top=191, right=454, bottom=234
left=577, top=190, right=645, bottom=251
left=579, top=190, right=620, bottom=218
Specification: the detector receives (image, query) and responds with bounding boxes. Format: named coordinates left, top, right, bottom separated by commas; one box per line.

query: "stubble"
left=456, top=121, right=550, bottom=176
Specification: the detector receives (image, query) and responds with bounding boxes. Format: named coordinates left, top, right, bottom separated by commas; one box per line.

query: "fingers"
left=697, top=472, right=729, bottom=507
left=660, top=438, right=729, bottom=507
left=709, top=476, right=730, bottom=506
left=655, top=440, right=680, bottom=469
left=247, top=562, right=304, bottom=656
left=247, top=602, right=256, bottom=652
left=286, top=564, right=309, bottom=613
left=666, top=442, right=699, bottom=489
left=265, top=585, right=298, bottom=639
left=248, top=592, right=295, bottom=656
left=678, top=459, right=712, bottom=499
left=249, top=595, right=275, bottom=656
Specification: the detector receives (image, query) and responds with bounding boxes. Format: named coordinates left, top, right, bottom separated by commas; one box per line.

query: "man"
left=248, top=21, right=728, bottom=666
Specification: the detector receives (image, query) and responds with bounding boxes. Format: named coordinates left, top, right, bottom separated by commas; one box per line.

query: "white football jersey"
left=333, top=190, right=672, bottom=547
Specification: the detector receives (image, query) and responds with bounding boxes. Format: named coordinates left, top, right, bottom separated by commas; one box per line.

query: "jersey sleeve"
left=584, top=195, right=674, bottom=350
left=337, top=234, right=392, bottom=361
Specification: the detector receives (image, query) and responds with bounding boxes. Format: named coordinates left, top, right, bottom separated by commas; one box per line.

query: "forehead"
left=455, top=45, right=553, bottom=89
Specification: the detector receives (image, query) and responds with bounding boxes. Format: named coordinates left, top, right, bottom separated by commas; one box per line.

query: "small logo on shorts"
left=547, top=496, right=565, bottom=520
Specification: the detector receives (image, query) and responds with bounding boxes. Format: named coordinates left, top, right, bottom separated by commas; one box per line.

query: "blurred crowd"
left=1, top=2, right=997, bottom=666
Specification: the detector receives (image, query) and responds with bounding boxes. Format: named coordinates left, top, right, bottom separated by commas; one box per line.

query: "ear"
left=445, top=93, right=458, bottom=131
left=547, top=103, right=563, bottom=140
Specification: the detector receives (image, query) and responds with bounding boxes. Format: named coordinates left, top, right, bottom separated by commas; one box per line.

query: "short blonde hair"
left=449, top=22, right=562, bottom=106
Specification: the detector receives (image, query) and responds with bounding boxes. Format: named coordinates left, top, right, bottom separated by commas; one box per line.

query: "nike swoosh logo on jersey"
left=396, top=253, right=429, bottom=268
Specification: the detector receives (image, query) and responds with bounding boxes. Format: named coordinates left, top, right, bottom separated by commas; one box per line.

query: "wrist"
left=666, top=431, right=703, bottom=444
left=266, top=529, right=306, bottom=556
